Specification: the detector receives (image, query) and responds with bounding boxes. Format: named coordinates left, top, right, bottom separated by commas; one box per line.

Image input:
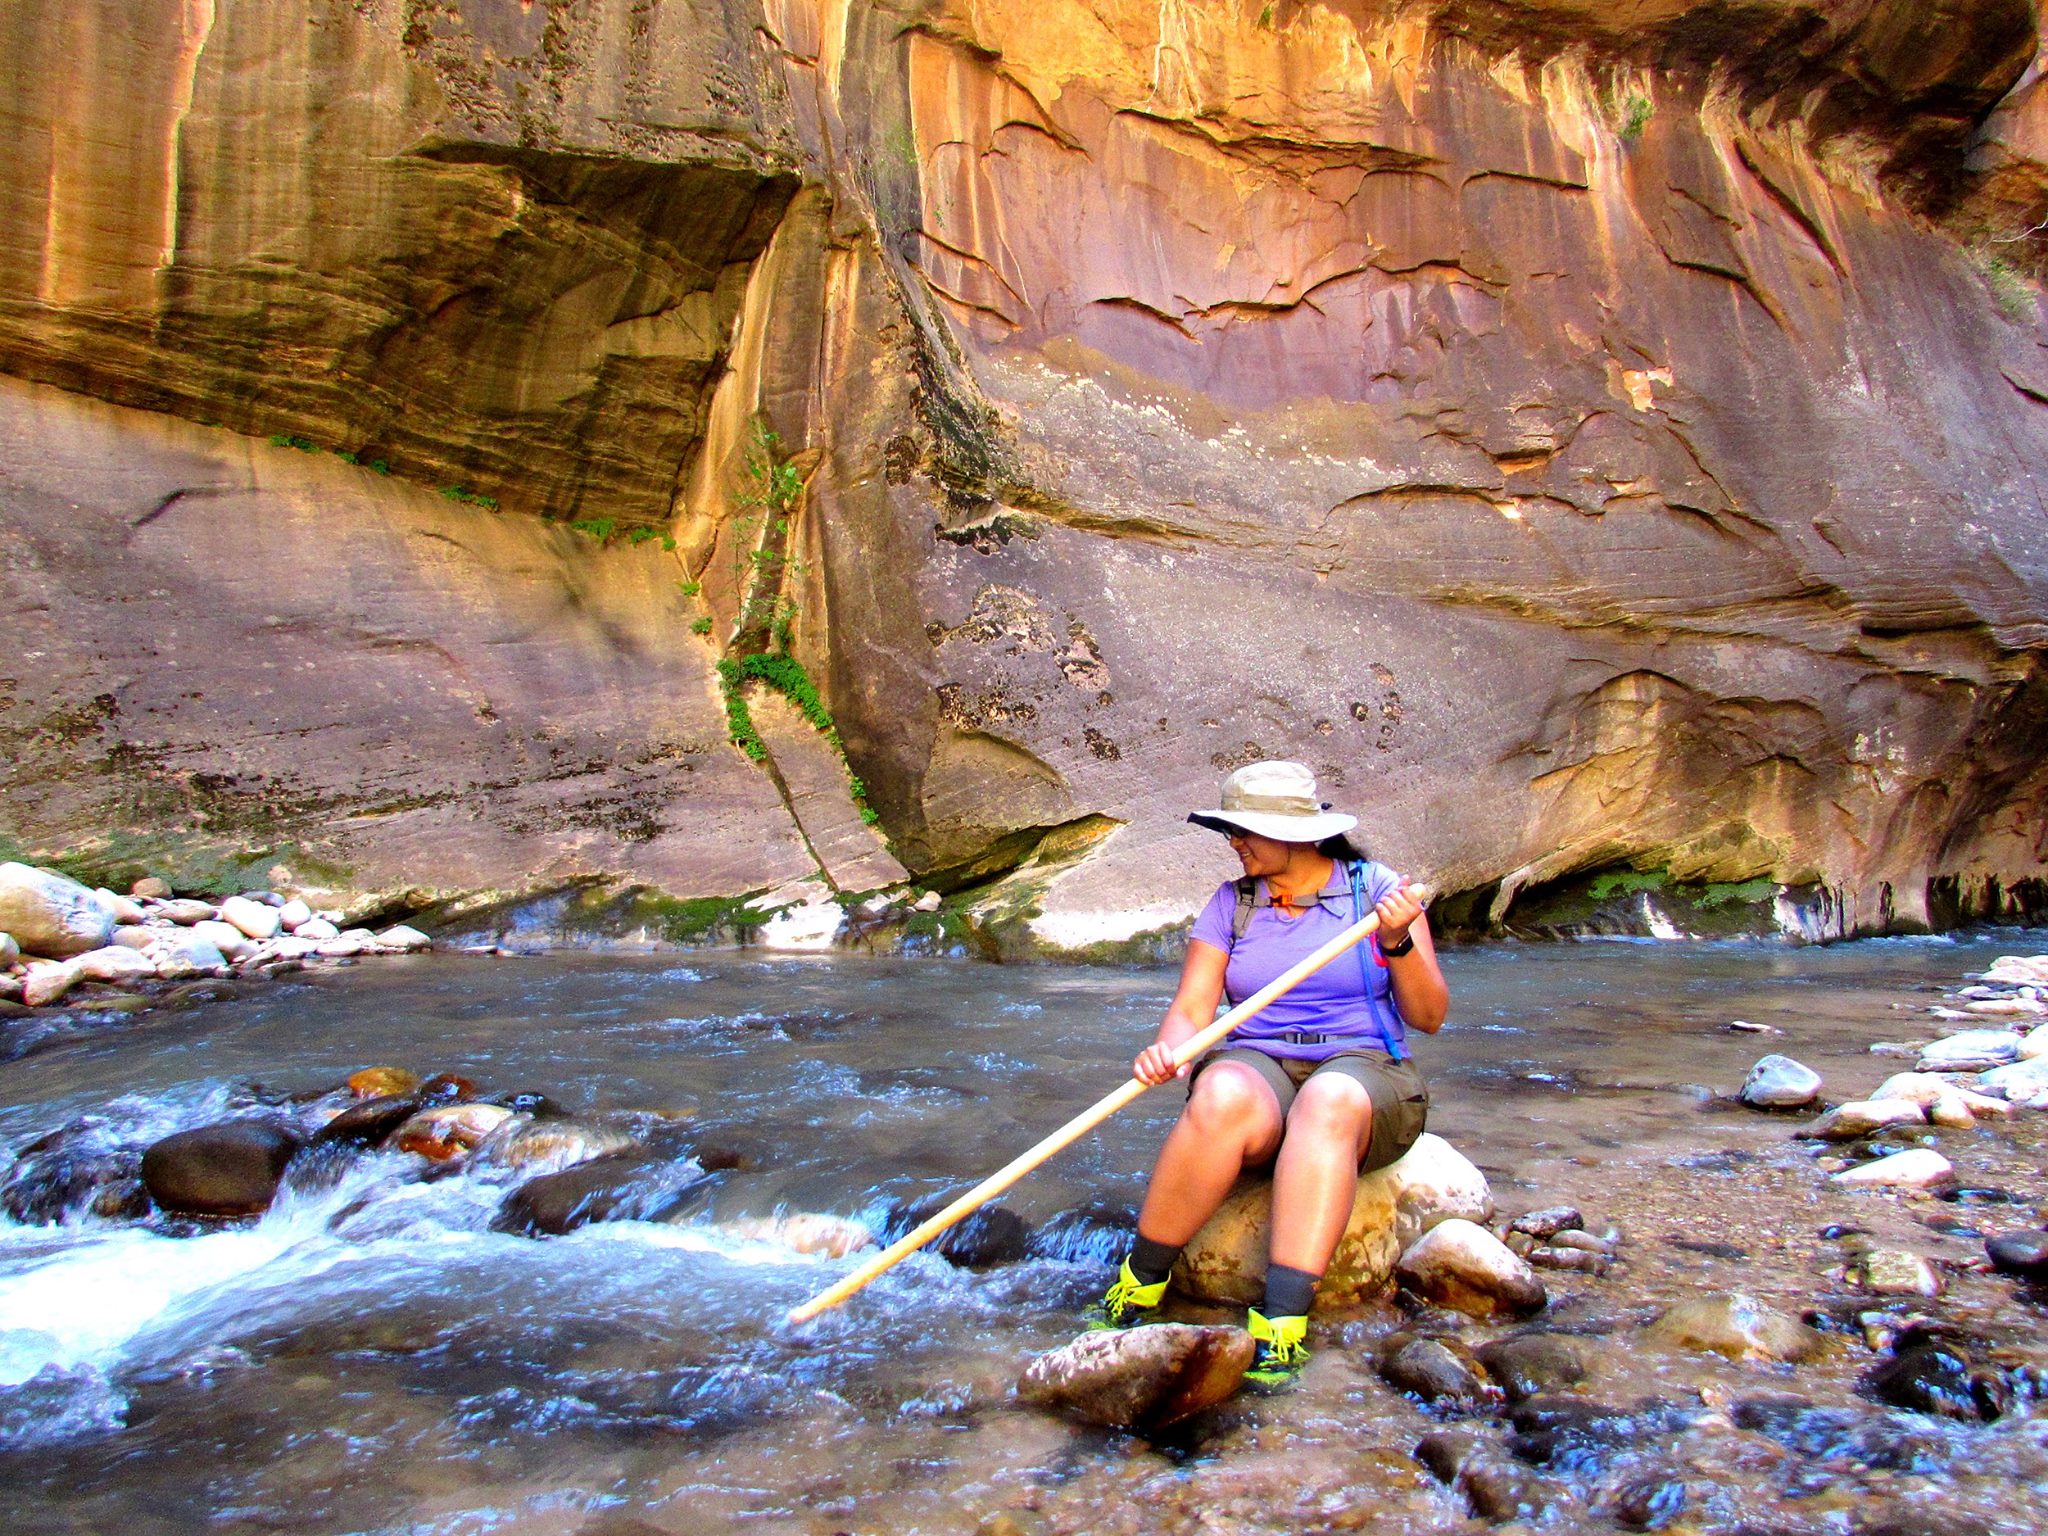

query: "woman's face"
left=1224, top=829, right=1297, bottom=878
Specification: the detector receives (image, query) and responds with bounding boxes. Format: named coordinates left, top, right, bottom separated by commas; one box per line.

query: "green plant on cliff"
left=1620, top=94, right=1653, bottom=140
left=568, top=516, right=618, bottom=543
left=1974, top=250, right=2038, bottom=321
left=440, top=485, right=500, bottom=511
left=716, top=653, right=881, bottom=825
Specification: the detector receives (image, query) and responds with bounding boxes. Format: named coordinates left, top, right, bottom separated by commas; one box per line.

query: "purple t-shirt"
left=1189, top=860, right=1408, bottom=1059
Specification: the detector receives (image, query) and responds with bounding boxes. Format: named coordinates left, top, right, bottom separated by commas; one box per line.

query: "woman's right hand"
left=1133, top=1040, right=1187, bottom=1085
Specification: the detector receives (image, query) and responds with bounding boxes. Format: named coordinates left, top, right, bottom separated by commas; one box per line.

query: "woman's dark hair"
left=1317, top=832, right=1369, bottom=862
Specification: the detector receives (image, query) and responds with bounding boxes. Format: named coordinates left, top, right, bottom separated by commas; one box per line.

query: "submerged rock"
left=1474, top=1333, right=1589, bottom=1400
left=1851, top=1250, right=1943, bottom=1298
left=1017, top=1323, right=1253, bottom=1432
left=880, top=1198, right=1030, bottom=1268
left=1396, top=1218, right=1547, bottom=1320
left=1985, top=1229, right=2048, bottom=1279
left=1644, top=1293, right=1825, bottom=1362
left=1, top=1146, right=148, bottom=1224
left=492, top=1152, right=710, bottom=1236
left=141, top=1119, right=301, bottom=1217
left=1177, top=1133, right=1492, bottom=1308
left=1741, top=1054, right=1822, bottom=1109
left=1380, top=1335, right=1494, bottom=1408
left=0, top=863, right=115, bottom=958
left=1861, top=1326, right=2011, bottom=1422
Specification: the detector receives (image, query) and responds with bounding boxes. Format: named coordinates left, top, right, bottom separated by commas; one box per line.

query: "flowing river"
left=1, top=935, right=2044, bottom=1534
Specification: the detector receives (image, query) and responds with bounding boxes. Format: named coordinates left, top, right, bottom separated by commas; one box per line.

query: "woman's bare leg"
left=1267, top=1074, right=1374, bottom=1275
left=1134, top=1063, right=1285, bottom=1245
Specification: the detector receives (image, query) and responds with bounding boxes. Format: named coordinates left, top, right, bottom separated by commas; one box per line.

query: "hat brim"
left=1188, top=808, right=1358, bottom=843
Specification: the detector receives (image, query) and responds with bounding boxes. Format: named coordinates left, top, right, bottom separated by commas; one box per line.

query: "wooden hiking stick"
left=785, top=884, right=1431, bottom=1325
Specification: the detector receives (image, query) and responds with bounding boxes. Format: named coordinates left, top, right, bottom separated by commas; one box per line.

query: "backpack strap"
left=1230, top=875, right=1258, bottom=946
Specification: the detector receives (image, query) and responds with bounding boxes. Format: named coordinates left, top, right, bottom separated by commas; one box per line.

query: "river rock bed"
left=1, top=940, right=2045, bottom=1536
left=0, top=861, right=432, bottom=1042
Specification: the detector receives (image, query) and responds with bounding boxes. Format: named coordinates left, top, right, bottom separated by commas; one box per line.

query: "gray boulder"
left=1918, top=1030, right=2021, bottom=1073
left=0, top=863, right=114, bottom=958
left=1740, top=1054, right=1822, bottom=1109
left=1018, top=1323, right=1253, bottom=1431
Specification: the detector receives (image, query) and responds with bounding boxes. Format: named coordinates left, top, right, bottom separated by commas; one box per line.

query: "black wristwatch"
left=1380, top=931, right=1415, bottom=958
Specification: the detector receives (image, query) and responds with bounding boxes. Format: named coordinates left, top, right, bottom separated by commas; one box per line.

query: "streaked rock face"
left=2, top=1, right=2047, bottom=937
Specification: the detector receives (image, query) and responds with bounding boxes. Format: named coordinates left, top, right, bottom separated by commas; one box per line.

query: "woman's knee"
left=1185, top=1064, right=1282, bottom=1143
left=1285, top=1075, right=1373, bottom=1148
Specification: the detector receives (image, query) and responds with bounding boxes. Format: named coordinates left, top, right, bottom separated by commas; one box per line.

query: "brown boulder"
left=1017, top=1324, right=1254, bottom=1431
left=140, top=1120, right=301, bottom=1217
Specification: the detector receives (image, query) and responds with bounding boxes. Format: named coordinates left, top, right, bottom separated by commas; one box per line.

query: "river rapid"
left=1, top=935, right=2044, bottom=1535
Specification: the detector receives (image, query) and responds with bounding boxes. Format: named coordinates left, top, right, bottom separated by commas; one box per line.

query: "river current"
left=1, top=935, right=2044, bottom=1534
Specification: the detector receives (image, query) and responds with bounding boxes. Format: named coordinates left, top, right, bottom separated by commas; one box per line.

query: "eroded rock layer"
left=4, top=0, right=2048, bottom=939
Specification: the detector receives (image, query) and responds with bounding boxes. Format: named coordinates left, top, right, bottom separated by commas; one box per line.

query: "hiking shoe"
left=1090, top=1258, right=1169, bottom=1329
left=1244, top=1308, right=1309, bottom=1392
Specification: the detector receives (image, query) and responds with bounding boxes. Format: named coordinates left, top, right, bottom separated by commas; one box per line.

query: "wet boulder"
left=1800, top=1100, right=1926, bottom=1140
left=0, top=863, right=116, bottom=958
left=1645, top=1293, right=1826, bottom=1362
left=1460, top=1454, right=1559, bottom=1523
left=141, top=1119, right=301, bottom=1217
left=388, top=1102, right=514, bottom=1161
left=1017, top=1323, right=1253, bottom=1432
left=473, top=1116, right=634, bottom=1175
left=1396, top=1219, right=1546, bottom=1320
left=1917, top=1030, right=2021, bottom=1073
left=1985, top=1229, right=2048, bottom=1279
left=347, top=1066, right=420, bottom=1099
left=309, top=1093, right=424, bottom=1149
left=417, top=1073, right=479, bottom=1102
left=1380, top=1334, right=1495, bottom=1409
left=1861, top=1325, right=2011, bottom=1422
left=1413, top=1427, right=1485, bottom=1484
left=881, top=1198, right=1030, bottom=1268
left=1474, top=1332, right=1589, bottom=1400
left=493, top=1152, right=710, bottom=1236
left=1832, top=1148, right=1955, bottom=1191
left=1609, top=1467, right=1688, bottom=1531
left=1977, top=1056, right=2048, bottom=1102
left=1851, top=1249, right=1943, bottom=1298
left=1026, top=1202, right=1137, bottom=1266
left=1177, top=1133, right=1492, bottom=1308
left=718, top=1212, right=876, bottom=1258
left=1, top=1145, right=148, bottom=1224
left=1741, top=1054, right=1822, bottom=1109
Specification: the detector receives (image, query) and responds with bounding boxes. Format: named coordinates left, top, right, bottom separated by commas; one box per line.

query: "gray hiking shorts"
left=1188, top=1044, right=1429, bottom=1173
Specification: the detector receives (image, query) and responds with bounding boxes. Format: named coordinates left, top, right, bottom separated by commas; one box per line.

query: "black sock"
left=1128, top=1233, right=1182, bottom=1285
left=1261, top=1263, right=1319, bottom=1319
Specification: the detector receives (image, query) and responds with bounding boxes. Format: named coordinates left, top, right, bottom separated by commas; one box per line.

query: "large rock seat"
left=1174, top=1133, right=1492, bottom=1309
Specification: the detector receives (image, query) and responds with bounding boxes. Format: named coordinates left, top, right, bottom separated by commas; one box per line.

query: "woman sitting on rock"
left=1099, top=760, right=1448, bottom=1390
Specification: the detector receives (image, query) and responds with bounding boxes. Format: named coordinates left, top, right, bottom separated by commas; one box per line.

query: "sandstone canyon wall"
left=4, top=0, right=2048, bottom=943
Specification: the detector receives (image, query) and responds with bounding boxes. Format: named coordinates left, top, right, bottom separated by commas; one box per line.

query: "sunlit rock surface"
left=3, top=0, right=2048, bottom=936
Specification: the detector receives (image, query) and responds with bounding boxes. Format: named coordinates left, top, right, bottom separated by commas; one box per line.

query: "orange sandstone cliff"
left=3, top=0, right=2048, bottom=943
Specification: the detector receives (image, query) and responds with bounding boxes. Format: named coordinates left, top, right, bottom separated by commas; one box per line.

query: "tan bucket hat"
left=1187, top=760, right=1358, bottom=843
